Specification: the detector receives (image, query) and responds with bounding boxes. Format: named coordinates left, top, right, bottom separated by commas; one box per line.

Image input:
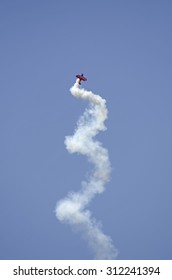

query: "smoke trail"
left=56, top=80, right=118, bottom=259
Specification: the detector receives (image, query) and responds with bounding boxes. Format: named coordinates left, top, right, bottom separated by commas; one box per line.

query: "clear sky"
left=0, top=0, right=172, bottom=260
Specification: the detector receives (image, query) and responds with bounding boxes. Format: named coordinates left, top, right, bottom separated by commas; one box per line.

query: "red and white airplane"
left=76, top=74, right=87, bottom=85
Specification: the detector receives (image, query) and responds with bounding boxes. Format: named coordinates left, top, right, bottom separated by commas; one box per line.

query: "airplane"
left=76, top=73, right=87, bottom=85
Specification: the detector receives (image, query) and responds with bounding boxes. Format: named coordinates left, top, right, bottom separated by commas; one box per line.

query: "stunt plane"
left=76, top=74, right=87, bottom=85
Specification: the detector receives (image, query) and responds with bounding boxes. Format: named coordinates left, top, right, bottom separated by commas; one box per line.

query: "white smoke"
left=56, top=80, right=118, bottom=259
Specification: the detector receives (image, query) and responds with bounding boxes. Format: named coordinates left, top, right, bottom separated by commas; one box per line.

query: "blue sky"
left=0, top=0, right=172, bottom=259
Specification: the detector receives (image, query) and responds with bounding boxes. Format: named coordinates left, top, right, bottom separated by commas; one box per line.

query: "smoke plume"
left=56, top=80, right=118, bottom=259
